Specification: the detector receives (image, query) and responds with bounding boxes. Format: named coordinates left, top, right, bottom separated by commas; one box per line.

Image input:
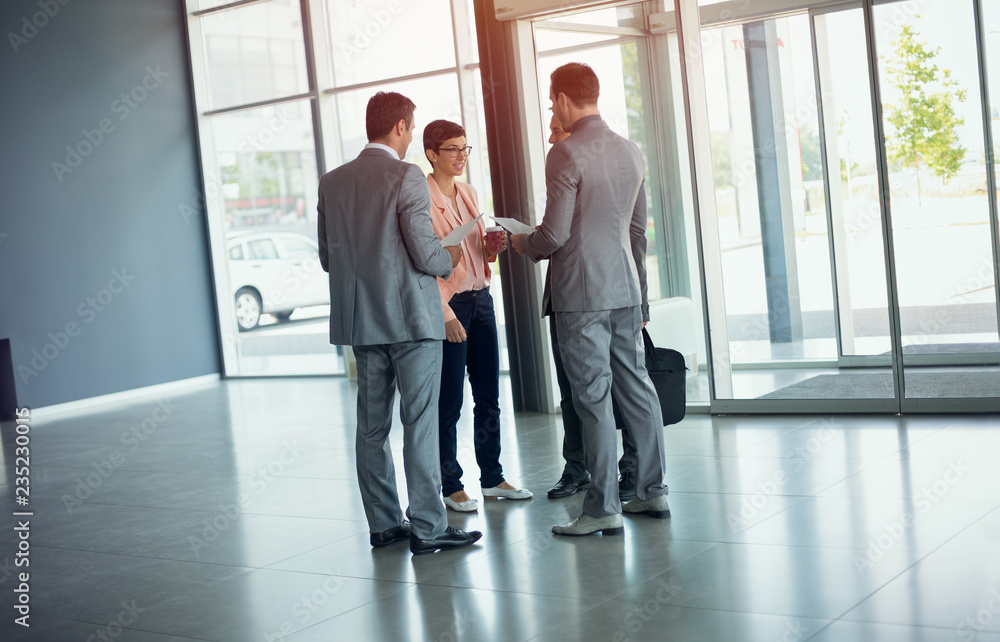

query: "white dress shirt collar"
left=364, top=142, right=400, bottom=160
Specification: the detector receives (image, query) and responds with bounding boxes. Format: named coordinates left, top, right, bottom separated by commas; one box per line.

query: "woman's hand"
left=487, top=230, right=508, bottom=261
left=445, top=318, right=467, bottom=343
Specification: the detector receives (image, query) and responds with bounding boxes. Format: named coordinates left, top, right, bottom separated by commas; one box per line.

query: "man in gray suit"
left=318, top=91, right=482, bottom=555
left=512, top=63, right=669, bottom=536
left=543, top=115, right=639, bottom=504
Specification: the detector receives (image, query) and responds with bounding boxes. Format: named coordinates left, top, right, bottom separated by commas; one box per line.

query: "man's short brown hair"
left=550, top=63, right=600, bottom=108
left=366, top=91, right=416, bottom=141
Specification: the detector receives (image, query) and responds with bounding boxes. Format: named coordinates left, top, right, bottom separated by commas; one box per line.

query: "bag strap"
left=642, top=326, right=655, bottom=353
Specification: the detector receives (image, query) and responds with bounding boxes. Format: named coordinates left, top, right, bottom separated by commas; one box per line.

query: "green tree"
left=799, top=127, right=823, bottom=182
left=621, top=40, right=646, bottom=156
left=711, top=131, right=733, bottom=189
left=836, top=111, right=859, bottom=189
left=882, top=22, right=967, bottom=206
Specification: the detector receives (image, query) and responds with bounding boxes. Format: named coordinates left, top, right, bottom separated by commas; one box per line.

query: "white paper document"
left=491, top=216, right=535, bottom=235
left=440, top=212, right=484, bottom=247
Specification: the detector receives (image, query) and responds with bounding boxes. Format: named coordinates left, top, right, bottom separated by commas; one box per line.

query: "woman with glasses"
left=423, top=119, right=532, bottom=512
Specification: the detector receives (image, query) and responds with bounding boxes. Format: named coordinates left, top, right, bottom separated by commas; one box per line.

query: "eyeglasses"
left=438, top=145, right=472, bottom=158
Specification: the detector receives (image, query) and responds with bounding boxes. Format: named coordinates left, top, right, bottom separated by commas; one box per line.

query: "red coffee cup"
left=486, top=226, right=503, bottom=254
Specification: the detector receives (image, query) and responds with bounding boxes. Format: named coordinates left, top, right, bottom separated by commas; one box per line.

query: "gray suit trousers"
left=354, top=339, right=448, bottom=540
left=555, top=306, right=668, bottom=517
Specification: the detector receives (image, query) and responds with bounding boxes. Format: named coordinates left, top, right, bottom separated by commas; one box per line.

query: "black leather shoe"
left=410, top=526, right=482, bottom=555
left=370, top=522, right=410, bottom=548
left=618, top=470, right=636, bottom=503
left=547, top=474, right=591, bottom=499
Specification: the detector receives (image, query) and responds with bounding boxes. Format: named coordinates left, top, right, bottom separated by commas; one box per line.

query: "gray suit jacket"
left=524, top=116, right=649, bottom=321
left=317, top=148, right=453, bottom=346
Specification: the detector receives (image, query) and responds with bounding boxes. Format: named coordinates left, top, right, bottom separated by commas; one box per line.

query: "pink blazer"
left=426, top=176, right=493, bottom=322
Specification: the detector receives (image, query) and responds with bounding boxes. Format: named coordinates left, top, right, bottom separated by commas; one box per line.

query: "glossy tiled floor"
left=2, top=377, right=1000, bottom=641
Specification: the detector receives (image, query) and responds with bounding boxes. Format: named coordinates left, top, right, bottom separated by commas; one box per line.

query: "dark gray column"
left=0, top=340, right=16, bottom=420
left=473, top=1, right=547, bottom=412
left=744, top=21, right=803, bottom=343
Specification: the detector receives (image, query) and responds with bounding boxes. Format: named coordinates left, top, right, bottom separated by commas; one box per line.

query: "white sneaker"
left=444, top=496, right=479, bottom=512
left=482, top=485, right=533, bottom=500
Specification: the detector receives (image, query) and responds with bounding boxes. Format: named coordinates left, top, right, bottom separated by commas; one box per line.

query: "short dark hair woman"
left=422, top=119, right=532, bottom=511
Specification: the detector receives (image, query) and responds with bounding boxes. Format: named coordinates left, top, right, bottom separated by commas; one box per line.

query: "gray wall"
left=0, top=0, right=219, bottom=408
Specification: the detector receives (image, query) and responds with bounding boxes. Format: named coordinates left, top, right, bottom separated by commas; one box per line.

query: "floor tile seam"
left=278, top=580, right=424, bottom=640
left=722, top=482, right=1000, bottom=539
left=598, top=599, right=839, bottom=622
left=31, top=613, right=216, bottom=641
left=430, top=533, right=541, bottom=574
left=256, top=533, right=373, bottom=569
left=727, top=417, right=821, bottom=455
left=726, top=494, right=813, bottom=538
left=264, top=473, right=361, bottom=482
left=23, top=498, right=281, bottom=517
left=814, top=614, right=999, bottom=634
left=660, top=458, right=724, bottom=485
left=722, top=534, right=972, bottom=554
left=256, top=562, right=419, bottom=588
left=259, top=506, right=369, bottom=521
left=814, top=504, right=1000, bottom=630
left=709, top=453, right=930, bottom=461
left=665, top=489, right=816, bottom=498
left=735, top=495, right=1000, bottom=550
left=802, top=619, right=836, bottom=641
left=243, top=511, right=369, bottom=526
left=402, top=576, right=615, bottom=603
left=506, top=422, right=561, bottom=436
left=653, top=537, right=901, bottom=555
left=589, top=541, right=724, bottom=604
left=802, top=446, right=913, bottom=498
left=527, top=600, right=836, bottom=641
left=809, top=447, right=1000, bottom=501
left=523, top=593, right=625, bottom=642
left=727, top=418, right=951, bottom=459
left=871, top=423, right=956, bottom=458
left=24, top=543, right=262, bottom=575
left=3, top=524, right=369, bottom=552
left=32, top=466, right=291, bottom=483
left=35, top=467, right=347, bottom=480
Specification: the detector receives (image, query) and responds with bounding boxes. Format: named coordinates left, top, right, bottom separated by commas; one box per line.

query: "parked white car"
left=227, top=231, right=329, bottom=331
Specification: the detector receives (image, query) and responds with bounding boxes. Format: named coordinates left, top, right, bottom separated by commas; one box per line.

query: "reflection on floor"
left=3, top=378, right=1000, bottom=641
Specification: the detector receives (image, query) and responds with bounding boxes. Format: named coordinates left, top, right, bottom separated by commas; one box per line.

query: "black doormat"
left=885, top=343, right=1000, bottom=356
left=756, top=371, right=1000, bottom=399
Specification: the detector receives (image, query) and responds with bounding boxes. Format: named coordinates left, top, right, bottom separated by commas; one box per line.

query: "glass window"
left=208, top=102, right=318, bottom=229
left=248, top=238, right=278, bottom=260
left=535, top=29, right=618, bottom=52
left=190, top=0, right=492, bottom=378
left=201, top=1, right=309, bottom=111
left=324, top=0, right=456, bottom=88
left=875, top=1, right=1000, bottom=399
left=532, top=5, right=707, bottom=402
left=331, top=74, right=463, bottom=166
left=280, top=237, right=318, bottom=259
